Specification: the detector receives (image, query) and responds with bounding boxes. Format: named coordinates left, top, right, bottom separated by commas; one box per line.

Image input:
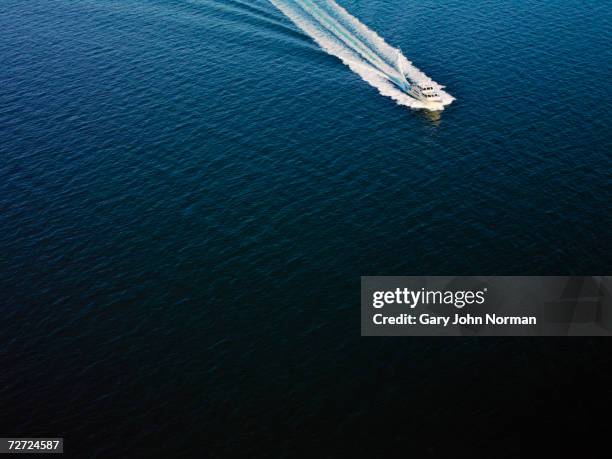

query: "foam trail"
left=270, top=0, right=454, bottom=110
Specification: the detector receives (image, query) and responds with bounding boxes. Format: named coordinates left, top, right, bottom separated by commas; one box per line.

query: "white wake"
left=269, top=0, right=454, bottom=110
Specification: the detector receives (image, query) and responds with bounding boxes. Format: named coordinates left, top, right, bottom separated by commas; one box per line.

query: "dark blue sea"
left=1, top=0, right=611, bottom=456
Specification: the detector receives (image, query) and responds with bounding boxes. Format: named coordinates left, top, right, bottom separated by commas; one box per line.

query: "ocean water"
left=1, top=0, right=611, bottom=456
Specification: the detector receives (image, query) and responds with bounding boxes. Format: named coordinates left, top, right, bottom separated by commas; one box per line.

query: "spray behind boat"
left=271, top=0, right=454, bottom=111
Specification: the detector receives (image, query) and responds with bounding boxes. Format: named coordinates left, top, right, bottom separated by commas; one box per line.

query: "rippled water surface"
left=1, top=0, right=611, bottom=455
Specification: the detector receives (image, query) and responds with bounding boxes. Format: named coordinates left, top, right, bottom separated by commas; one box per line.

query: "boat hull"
left=388, top=76, right=444, bottom=111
